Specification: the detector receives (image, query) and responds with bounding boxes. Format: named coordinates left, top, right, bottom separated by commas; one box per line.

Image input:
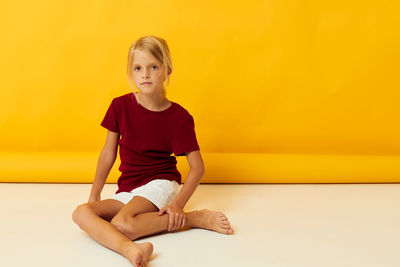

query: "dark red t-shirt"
left=100, top=92, right=200, bottom=194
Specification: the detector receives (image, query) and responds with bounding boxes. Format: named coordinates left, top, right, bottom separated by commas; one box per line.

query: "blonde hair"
left=127, top=35, right=173, bottom=97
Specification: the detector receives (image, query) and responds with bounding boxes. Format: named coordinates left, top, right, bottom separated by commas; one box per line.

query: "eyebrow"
left=133, top=62, right=159, bottom=67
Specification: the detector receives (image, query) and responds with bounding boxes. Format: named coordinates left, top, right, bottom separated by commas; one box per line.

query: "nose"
left=143, top=69, right=150, bottom=79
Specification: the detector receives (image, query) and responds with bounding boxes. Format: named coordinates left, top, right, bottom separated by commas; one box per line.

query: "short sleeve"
left=100, top=99, right=120, bottom=133
left=172, top=115, right=200, bottom=157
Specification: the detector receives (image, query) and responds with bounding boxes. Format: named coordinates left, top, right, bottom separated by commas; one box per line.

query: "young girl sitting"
left=72, top=35, right=233, bottom=267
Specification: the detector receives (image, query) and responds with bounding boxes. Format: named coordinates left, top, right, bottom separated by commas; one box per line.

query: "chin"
left=142, top=88, right=161, bottom=94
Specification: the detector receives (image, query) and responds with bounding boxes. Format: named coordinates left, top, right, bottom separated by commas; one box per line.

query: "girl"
left=72, top=35, right=233, bottom=267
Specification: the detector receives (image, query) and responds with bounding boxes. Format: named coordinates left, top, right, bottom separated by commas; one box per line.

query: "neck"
left=135, top=91, right=169, bottom=110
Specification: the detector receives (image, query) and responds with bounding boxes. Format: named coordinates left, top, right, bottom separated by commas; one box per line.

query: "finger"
left=171, top=214, right=176, bottom=231
left=169, top=217, right=174, bottom=231
left=158, top=208, right=164, bottom=215
left=175, top=215, right=180, bottom=230
left=178, top=214, right=183, bottom=229
left=182, top=214, right=186, bottom=228
left=168, top=217, right=172, bottom=231
left=176, top=214, right=183, bottom=229
left=175, top=214, right=180, bottom=231
left=174, top=213, right=180, bottom=230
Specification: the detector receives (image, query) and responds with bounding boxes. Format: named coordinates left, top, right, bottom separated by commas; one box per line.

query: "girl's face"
left=132, top=49, right=166, bottom=94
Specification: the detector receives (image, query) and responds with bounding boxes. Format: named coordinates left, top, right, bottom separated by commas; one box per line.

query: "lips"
left=141, top=82, right=152, bottom=85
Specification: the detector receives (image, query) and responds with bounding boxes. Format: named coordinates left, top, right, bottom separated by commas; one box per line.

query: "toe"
left=224, top=228, right=233, bottom=234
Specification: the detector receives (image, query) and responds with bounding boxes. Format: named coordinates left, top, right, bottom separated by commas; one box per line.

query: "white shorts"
left=110, top=179, right=180, bottom=210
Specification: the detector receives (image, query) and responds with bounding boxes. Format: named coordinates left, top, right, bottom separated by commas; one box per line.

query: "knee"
left=72, top=203, right=90, bottom=225
left=111, top=215, right=136, bottom=239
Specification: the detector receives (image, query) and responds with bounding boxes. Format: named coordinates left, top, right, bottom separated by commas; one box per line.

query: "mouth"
left=141, top=82, right=152, bottom=85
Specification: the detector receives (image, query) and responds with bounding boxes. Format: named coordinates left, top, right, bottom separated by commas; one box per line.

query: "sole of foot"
left=122, top=241, right=153, bottom=267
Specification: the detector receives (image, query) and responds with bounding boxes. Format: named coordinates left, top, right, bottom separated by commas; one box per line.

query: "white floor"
left=1, top=183, right=399, bottom=267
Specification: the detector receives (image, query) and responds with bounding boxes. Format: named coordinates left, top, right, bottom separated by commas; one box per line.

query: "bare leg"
left=114, top=209, right=234, bottom=241
left=73, top=198, right=233, bottom=266
left=72, top=203, right=152, bottom=267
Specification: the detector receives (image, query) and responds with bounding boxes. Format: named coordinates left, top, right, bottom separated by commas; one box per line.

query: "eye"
left=152, top=65, right=158, bottom=69
left=135, top=67, right=140, bottom=71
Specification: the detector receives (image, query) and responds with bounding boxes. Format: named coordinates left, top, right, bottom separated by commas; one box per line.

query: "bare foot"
left=121, top=241, right=153, bottom=267
left=191, top=209, right=234, bottom=235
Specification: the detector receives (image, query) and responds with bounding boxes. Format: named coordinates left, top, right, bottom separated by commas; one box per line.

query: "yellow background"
left=1, top=1, right=399, bottom=183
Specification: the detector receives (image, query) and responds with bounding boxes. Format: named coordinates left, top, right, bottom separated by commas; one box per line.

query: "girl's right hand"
left=88, top=195, right=101, bottom=203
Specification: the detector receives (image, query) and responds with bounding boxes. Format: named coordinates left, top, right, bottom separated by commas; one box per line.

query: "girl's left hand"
left=158, top=203, right=185, bottom=231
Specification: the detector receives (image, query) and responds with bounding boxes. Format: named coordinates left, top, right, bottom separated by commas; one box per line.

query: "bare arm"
left=170, top=150, right=205, bottom=209
left=89, top=130, right=120, bottom=202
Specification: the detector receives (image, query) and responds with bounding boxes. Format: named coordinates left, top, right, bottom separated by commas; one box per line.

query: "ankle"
left=185, top=210, right=203, bottom=228
left=120, top=240, right=134, bottom=256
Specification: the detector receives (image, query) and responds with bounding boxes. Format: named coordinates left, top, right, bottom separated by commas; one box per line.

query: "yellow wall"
left=0, top=1, right=399, bottom=182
